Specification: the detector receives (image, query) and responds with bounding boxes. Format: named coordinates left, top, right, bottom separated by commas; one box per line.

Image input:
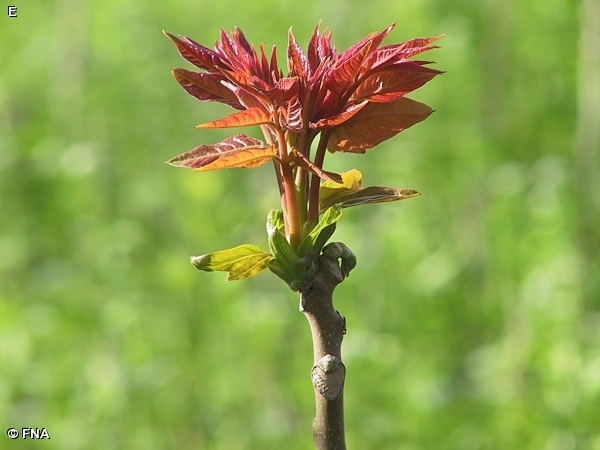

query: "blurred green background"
left=1, top=0, right=599, bottom=448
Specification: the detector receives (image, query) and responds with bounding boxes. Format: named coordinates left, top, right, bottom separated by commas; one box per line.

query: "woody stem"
left=301, top=247, right=348, bottom=450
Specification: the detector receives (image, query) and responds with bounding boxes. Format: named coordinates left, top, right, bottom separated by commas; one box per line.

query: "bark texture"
left=300, top=245, right=351, bottom=450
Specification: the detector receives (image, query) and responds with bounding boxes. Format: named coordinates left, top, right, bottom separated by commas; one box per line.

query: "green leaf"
left=267, top=259, right=289, bottom=284
left=319, top=169, right=421, bottom=212
left=328, top=186, right=421, bottom=210
left=298, top=205, right=342, bottom=257
left=266, top=210, right=298, bottom=280
left=319, top=169, right=364, bottom=210
left=266, top=210, right=325, bottom=291
left=190, top=244, right=274, bottom=281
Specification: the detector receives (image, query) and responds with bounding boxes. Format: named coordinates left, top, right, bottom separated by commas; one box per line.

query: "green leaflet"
left=324, top=186, right=421, bottom=211
left=191, top=210, right=343, bottom=289
left=267, top=208, right=341, bottom=291
left=319, top=169, right=421, bottom=212
left=298, top=205, right=342, bottom=257
left=266, top=210, right=298, bottom=284
left=191, top=244, right=274, bottom=281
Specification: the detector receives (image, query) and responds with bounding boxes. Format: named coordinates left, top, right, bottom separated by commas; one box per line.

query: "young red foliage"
left=166, top=24, right=442, bottom=245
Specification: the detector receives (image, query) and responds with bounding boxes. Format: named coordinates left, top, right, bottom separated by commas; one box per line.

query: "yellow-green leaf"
left=191, top=244, right=274, bottom=281
left=319, top=169, right=364, bottom=210
left=319, top=169, right=421, bottom=212
left=329, top=186, right=421, bottom=210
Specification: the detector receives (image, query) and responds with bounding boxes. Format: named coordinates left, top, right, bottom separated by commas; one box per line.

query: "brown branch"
left=300, top=244, right=354, bottom=450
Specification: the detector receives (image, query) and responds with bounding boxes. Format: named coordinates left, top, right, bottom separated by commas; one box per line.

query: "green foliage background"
left=1, top=0, right=599, bottom=448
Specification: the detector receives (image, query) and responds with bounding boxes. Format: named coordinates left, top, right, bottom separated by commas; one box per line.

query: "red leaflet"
left=167, top=134, right=276, bottom=170
left=307, top=24, right=335, bottom=71
left=269, top=77, right=299, bottom=108
left=325, top=40, right=374, bottom=96
left=326, top=24, right=394, bottom=96
left=351, top=63, right=443, bottom=103
left=196, top=107, right=272, bottom=129
left=369, top=35, right=443, bottom=71
left=164, top=31, right=226, bottom=72
left=327, top=97, right=434, bottom=153
left=287, top=29, right=309, bottom=82
left=311, top=101, right=368, bottom=130
left=396, top=35, right=445, bottom=52
left=172, top=69, right=242, bottom=109
left=279, top=98, right=304, bottom=131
